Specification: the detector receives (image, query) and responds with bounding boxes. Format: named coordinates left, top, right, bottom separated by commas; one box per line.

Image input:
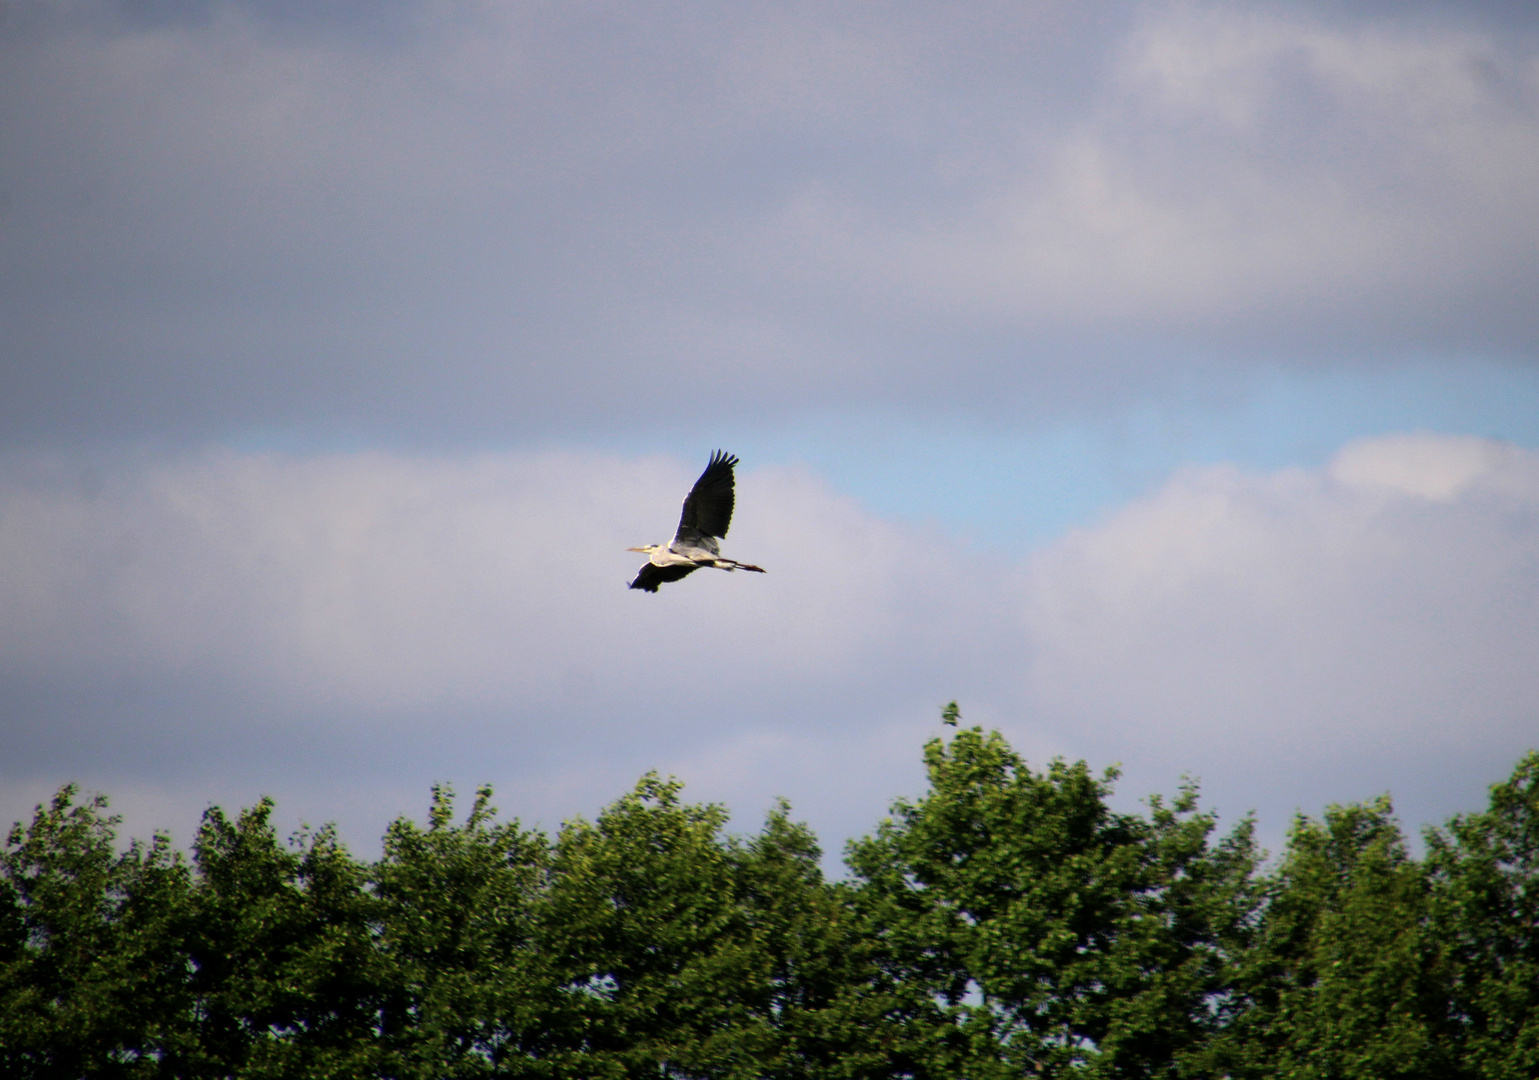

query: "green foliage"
left=184, top=798, right=387, bottom=1078
left=1426, top=751, right=1539, bottom=1080
left=536, top=774, right=883, bottom=1078
left=1212, top=798, right=1455, bottom=1080
left=0, top=785, right=191, bottom=1077
left=2, top=730, right=1536, bottom=1078
left=372, top=783, right=551, bottom=1078
left=540, top=774, right=755, bottom=1076
left=846, top=728, right=1259, bottom=1078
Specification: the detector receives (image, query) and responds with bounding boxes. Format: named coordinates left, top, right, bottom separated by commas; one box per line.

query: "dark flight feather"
left=628, top=562, right=699, bottom=592
left=673, top=450, right=738, bottom=547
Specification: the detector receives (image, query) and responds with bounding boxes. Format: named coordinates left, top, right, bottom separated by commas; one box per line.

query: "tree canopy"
left=3, top=723, right=1535, bottom=1078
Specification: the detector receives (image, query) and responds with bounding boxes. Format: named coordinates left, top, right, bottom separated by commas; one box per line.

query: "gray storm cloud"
left=2, top=433, right=1536, bottom=853
left=2, top=1, right=1536, bottom=442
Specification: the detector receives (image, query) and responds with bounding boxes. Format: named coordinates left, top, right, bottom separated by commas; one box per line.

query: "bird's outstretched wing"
left=673, top=450, right=738, bottom=546
left=629, top=562, right=699, bottom=592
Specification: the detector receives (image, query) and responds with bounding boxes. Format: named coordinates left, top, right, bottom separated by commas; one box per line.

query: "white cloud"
left=0, top=448, right=1017, bottom=711
left=1017, top=431, right=1539, bottom=835
left=4, top=434, right=1536, bottom=856
left=0, top=445, right=1022, bottom=853
left=1326, top=432, right=1527, bottom=500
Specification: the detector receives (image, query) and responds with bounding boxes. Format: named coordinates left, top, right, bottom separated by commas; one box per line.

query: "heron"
left=628, top=450, right=765, bottom=592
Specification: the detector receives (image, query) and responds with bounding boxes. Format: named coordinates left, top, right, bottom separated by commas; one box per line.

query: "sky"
left=2, top=0, right=1538, bottom=865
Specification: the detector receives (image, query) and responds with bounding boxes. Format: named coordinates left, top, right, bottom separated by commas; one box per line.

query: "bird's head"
left=627, top=545, right=660, bottom=554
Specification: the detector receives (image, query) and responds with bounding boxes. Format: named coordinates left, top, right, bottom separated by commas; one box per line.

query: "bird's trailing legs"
left=710, top=558, right=765, bottom=574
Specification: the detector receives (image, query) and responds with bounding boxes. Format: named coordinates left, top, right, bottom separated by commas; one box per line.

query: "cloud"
left=3, top=433, right=1536, bottom=858
left=2, top=2, right=1536, bottom=443
left=3, top=0, right=1534, bottom=865
left=1017, top=431, right=1539, bottom=839
left=783, top=7, right=1539, bottom=344
left=0, top=447, right=1018, bottom=848
left=0, top=449, right=1016, bottom=707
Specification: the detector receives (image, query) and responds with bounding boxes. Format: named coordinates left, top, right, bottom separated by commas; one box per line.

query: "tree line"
left=2, top=724, right=1536, bottom=1079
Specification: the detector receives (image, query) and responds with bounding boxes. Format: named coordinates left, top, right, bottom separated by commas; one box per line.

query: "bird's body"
left=628, top=450, right=765, bottom=592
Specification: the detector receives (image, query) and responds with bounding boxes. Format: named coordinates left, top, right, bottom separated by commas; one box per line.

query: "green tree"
left=1427, top=752, right=1539, bottom=1080
left=845, top=726, right=1259, bottom=1079
left=727, top=800, right=902, bottom=1080
left=371, top=783, right=553, bottom=1078
left=0, top=785, right=193, bottom=1079
left=1214, top=797, right=1456, bottom=1080
left=8, top=737, right=1536, bottom=1079
left=182, top=799, right=384, bottom=1078
left=536, top=773, right=782, bottom=1078
left=534, top=773, right=907, bottom=1079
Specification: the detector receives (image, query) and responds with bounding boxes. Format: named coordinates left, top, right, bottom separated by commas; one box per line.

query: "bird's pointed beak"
left=626, top=546, right=648, bottom=552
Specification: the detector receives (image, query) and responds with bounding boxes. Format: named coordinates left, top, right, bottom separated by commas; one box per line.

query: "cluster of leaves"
left=2, top=729, right=1536, bottom=1079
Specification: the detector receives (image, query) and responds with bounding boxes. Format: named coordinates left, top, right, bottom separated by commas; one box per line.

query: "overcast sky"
left=3, top=0, right=1537, bottom=862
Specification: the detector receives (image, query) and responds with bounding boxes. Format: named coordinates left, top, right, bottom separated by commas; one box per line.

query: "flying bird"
left=628, top=450, right=766, bottom=592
